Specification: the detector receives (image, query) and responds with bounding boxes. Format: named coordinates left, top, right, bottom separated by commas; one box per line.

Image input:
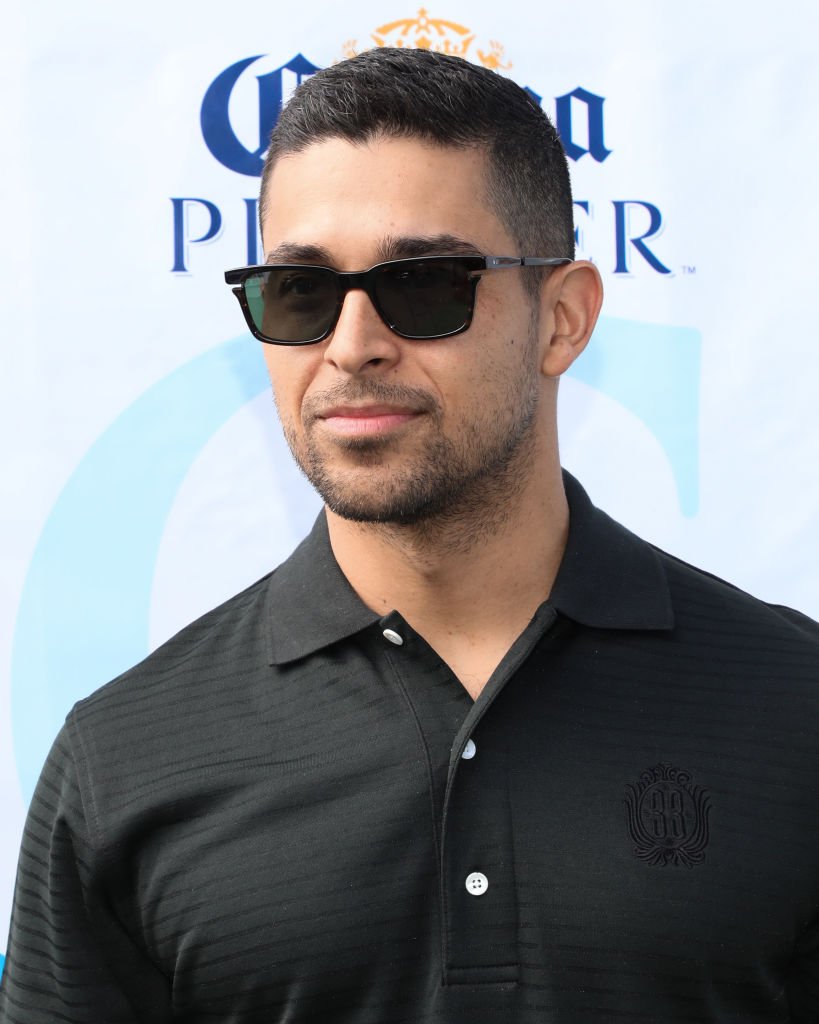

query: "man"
left=2, top=46, right=819, bottom=1024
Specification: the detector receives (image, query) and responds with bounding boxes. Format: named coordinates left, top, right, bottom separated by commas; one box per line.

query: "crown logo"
left=342, top=8, right=511, bottom=70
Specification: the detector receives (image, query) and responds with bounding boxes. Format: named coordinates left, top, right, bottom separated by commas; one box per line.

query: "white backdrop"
left=2, top=0, right=818, bottom=969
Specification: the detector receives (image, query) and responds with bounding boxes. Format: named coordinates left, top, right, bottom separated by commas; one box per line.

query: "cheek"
left=262, top=351, right=314, bottom=424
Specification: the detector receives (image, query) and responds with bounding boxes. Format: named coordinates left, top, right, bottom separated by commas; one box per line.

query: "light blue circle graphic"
left=10, top=336, right=270, bottom=804
left=10, top=316, right=700, bottom=807
left=568, top=316, right=701, bottom=517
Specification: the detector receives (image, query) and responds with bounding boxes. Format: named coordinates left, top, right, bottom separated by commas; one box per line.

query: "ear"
left=538, top=261, right=603, bottom=378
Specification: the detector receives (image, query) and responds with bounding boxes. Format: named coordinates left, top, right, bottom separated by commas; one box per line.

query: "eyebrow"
left=264, top=243, right=333, bottom=265
left=378, top=234, right=484, bottom=261
left=263, top=234, right=484, bottom=267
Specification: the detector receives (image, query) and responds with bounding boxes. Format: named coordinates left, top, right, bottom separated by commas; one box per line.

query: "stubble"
left=278, top=330, right=542, bottom=552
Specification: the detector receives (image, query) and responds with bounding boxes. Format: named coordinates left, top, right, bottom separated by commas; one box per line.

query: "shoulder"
left=69, top=570, right=276, bottom=751
left=60, top=570, right=294, bottom=844
left=654, top=544, right=819, bottom=653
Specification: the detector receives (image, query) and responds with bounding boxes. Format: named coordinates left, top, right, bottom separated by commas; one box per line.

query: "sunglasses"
left=224, top=255, right=572, bottom=345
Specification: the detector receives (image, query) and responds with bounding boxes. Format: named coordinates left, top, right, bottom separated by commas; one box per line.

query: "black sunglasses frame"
left=224, top=255, right=572, bottom=346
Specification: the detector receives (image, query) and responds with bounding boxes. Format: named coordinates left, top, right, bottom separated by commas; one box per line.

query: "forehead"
left=260, top=137, right=514, bottom=265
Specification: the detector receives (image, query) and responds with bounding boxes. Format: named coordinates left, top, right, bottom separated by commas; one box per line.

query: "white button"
left=461, top=739, right=477, bottom=760
left=382, top=628, right=404, bottom=646
left=465, top=872, right=489, bottom=896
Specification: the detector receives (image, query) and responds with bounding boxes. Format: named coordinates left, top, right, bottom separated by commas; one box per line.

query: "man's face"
left=259, top=136, right=551, bottom=526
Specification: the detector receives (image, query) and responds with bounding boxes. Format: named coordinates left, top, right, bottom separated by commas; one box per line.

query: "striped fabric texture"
left=2, top=473, right=819, bottom=1023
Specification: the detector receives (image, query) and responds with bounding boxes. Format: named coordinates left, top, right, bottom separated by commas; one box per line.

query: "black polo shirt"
left=3, top=473, right=819, bottom=1024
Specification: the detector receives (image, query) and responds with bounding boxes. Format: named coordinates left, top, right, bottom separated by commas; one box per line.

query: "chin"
left=317, top=473, right=448, bottom=526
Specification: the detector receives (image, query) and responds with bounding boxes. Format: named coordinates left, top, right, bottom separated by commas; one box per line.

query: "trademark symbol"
left=682, top=265, right=697, bottom=275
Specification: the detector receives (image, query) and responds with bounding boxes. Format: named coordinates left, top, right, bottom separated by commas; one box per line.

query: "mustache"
left=303, top=379, right=440, bottom=419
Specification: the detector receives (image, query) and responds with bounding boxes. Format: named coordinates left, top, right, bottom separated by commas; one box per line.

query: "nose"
left=322, top=288, right=402, bottom=375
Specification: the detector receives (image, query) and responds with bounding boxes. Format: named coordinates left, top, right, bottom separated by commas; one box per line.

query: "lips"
left=316, top=404, right=423, bottom=437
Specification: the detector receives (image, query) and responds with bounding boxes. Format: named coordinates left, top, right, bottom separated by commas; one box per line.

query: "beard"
left=279, top=346, right=541, bottom=529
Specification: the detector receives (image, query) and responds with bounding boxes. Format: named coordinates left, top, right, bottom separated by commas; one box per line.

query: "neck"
left=325, top=449, right=568, bottom=694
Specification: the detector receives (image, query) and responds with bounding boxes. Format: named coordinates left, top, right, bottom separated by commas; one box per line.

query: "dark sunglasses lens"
left=243, top=268, right=338, bottom=343
left=374, top=260, right=474, bottom=338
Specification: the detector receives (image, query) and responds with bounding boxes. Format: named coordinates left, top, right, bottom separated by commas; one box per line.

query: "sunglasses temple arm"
left=520, top=257, right=573, bottom=267
left=483, top=257, right=573, bottom=269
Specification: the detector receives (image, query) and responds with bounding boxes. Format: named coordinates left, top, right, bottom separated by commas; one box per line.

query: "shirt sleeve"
left=0, top=722, right=172, bottom=1023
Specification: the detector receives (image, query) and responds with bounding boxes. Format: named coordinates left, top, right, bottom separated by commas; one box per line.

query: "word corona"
left=173, top=53, right=670, bottom=276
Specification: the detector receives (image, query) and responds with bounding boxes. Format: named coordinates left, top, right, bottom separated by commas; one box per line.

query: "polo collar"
left=264, top=513, right=381, bottom=666
left=266, top=471, right=674, bottom=666
left=549, top=472, right=674, bottom=631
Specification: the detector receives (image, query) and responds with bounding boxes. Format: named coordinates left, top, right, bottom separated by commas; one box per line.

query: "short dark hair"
left=259, top=47, right=575, bottom=262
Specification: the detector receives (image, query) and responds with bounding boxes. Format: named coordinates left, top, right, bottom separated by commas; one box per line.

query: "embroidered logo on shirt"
left=624, top=762, right=711, bottom=867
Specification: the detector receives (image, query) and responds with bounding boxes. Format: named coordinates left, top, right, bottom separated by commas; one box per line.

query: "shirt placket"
left=375, top=604, right=560, bottom=996
left=440, top=605, right=559, bottom=986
